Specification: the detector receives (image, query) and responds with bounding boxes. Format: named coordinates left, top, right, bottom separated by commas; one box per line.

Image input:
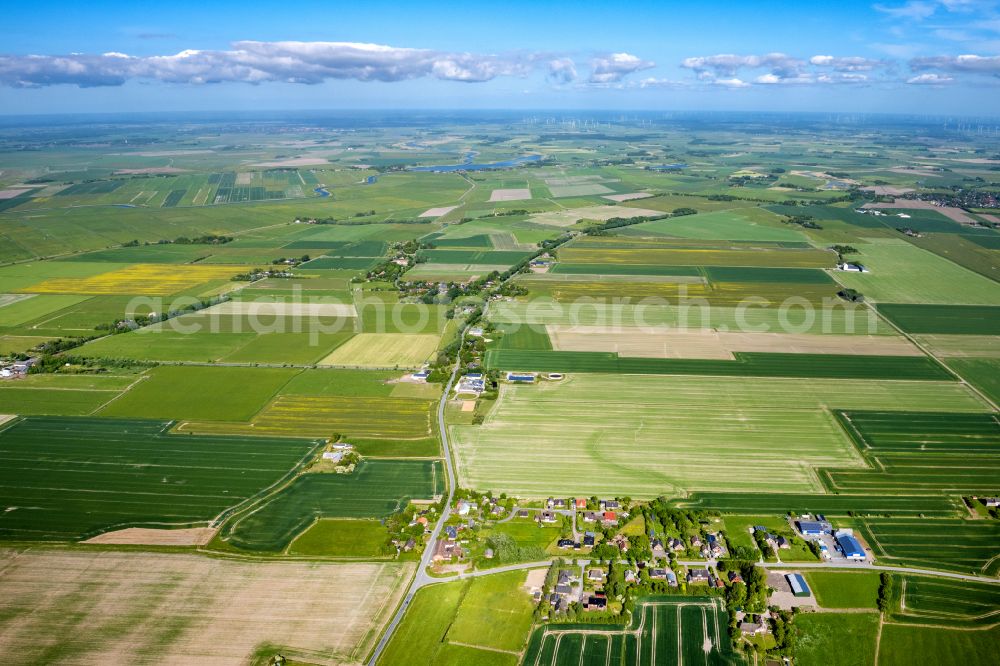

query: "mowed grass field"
left=794, top=613, right=879, bottom=666
left=833, top=239, right=1000, bottom=305
left=0, top=416, right=319, bottom=540
left=521, top=598, right=744, bottom=666
left=450, top=374, right=986, bottom=497
left=621, top=207, right=809, bottom=242
left=378, top=570, right=535, bottom=666
left=878, top=624, right=1000, bottom=666
left=287, top=518, right=390, bottom=557
left=222, top=459, right=442, bottom=551
left=98, top=365, right=298, bottom=421
left=802, top=572, right=880, bottom=608
left=320, top=333, right=441, bottom=367
left=0, top=549, right=411, bottom=665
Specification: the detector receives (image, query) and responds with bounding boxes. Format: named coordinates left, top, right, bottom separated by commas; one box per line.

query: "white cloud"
left=588, top=52, right=655, bottom=83
left=910, top=53, right=1000, bottom=74
left=681, top=52, right=884, bottom=87
left=907, top=72, right=955, bottom=82
left=547, top=58, right=577, bottom=84
left=714, top=77, right=751, bottom=88
left=809, top=55, right=885, bottom=71
left=0, top=40, right=548, bottom=87
left=873, top=1, right=938, bottom=20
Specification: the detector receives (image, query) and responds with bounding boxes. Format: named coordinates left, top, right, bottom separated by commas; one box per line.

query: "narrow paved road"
left=366, top=309, right=477, bottom=665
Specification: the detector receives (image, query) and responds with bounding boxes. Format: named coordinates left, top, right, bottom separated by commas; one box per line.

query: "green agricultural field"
left=496, top=324, right=553, bottom=350
left=890, top=576, right=1000, bottom=628
left=222, top=460, right=442, bottom=551
left=673, top=492, right=963, bottom=517
left=878, top=624, right=999, bottom=666
left=418, top=249, right=532, bottom=265
left=489, top=301, right=895, bottom=335
left=622, top=207, right=808, bottom=242
left=702, top=266, right=834, bottom=284
left=557, top=245, right=834, bottom=268
left=287, top=518, right=391, bottom=557
left=855, top=517, right=1000, bottom=574
left=98, top=365, right=299, bottom=421
left=794, top=613, right=879, bottom=666
left=833, top=239, right=1000, bottom=305
left=827, top=411, right=1000, bottom=495
left=0, top=416, right=319, bottom=540
left=378, top=571, right=534, bottom=665
left=945, top=358, right=1000, bottom=405
left=359, top=302, right=447, bottom=334
left=445, top=570, right=537, bottom=652
left=550, top=263, right=704, bottom=277
left=0, top=293, right=92, bottom=327
left=485, top=349, right=951, bottom=380
left=802, top=572, right=880, bottom=608
left=378, top=581, right=468, bottom=666
left=0, top=374, right=129, bottom=415
left=212, top=393, right=435, bottom=439
left=451, top=374, right=985, bottom=497
left=877, top=304, right=1000, bottom=335
left=522, top=597, right=745, bottom=666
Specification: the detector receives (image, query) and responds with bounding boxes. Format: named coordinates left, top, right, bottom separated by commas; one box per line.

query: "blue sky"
left=1, top=0, right=998, bottom=115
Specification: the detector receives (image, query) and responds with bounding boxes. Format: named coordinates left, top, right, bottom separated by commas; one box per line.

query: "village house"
left=538, top=511, right=558, bottom=524
left=574, top=498, right=587, bottom=509
left=602, top=511, right=618, bottom=526
left=583, top=593, right=607, bottom=610
left=740, top=622, right=767, bottom=636
left=432, top=539, right=463, bottom=562
left=687, top=568, right=711, bottom=584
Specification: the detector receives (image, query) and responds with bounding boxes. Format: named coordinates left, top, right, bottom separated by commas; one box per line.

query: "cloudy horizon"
left=2, top=0, right=999, bottom=115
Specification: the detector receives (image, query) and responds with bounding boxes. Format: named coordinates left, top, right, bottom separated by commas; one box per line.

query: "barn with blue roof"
left=835, top=532, right=866, bottom=560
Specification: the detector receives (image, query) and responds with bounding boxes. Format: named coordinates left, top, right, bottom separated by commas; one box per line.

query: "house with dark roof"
left=687, top=568, right=711, bottom=584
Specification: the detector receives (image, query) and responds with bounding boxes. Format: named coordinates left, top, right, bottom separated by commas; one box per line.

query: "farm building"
left=786, top=573, right=812, bottom=598
left=796, top=520, right=831, bottom=536
left=506, top=372, right=536, bottom=383
left=835, top=531, right=866, bottom=560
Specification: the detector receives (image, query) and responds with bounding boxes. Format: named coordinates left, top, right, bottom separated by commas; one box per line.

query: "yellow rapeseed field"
left=21, top=263, right=253, bottom=295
